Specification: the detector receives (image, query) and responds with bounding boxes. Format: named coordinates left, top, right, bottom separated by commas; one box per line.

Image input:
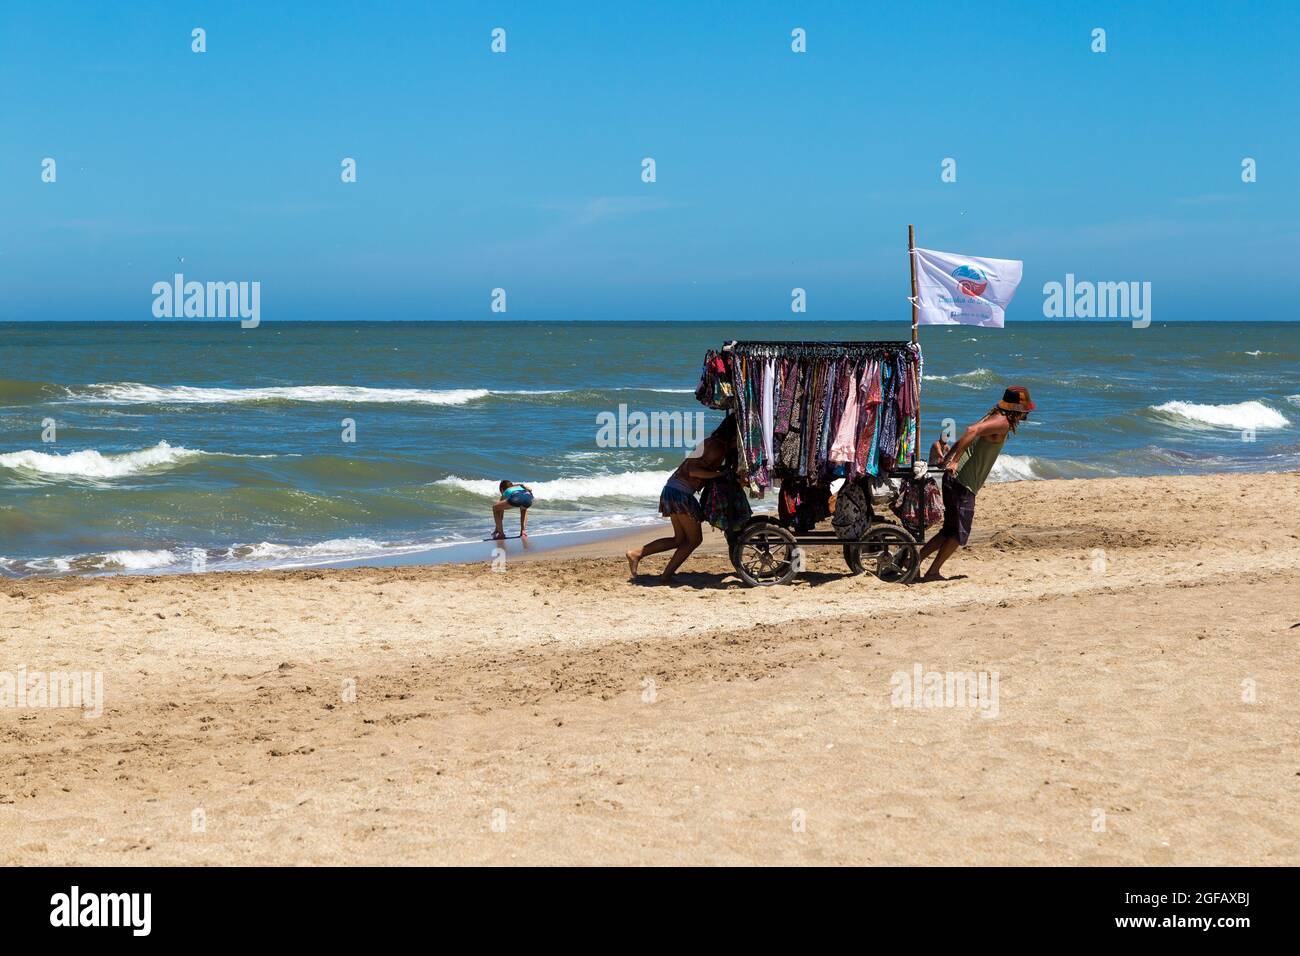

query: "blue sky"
left=2, top=0, right=1297, bottom=321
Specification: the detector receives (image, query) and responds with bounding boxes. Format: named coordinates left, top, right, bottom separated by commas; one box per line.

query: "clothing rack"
left=697, top=337, right=925, bottom=495
left=722, top=340, right=916, bottom=358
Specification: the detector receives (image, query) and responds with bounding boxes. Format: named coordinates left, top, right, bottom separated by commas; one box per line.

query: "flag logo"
left=952, top=264, right=988, bottom=298
left=914, top=245, right=1023, bottom=328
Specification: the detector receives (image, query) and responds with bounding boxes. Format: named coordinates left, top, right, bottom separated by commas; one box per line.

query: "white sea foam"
left=564, top=513, right=665, bottom=531
left=0, top=555, right=73, bottom=575
left=923, top=368, right=996, bottom=388
left=988, top=455, right=1042, bottom=482
left=437, top=470, right=669, bottom=501
left=0, top=521, right=686, bottom=578
left=0, top=537, right=429, bottom=577
left=0, top=548, right=182, bottom=574
left=0, top=441, right=205, bottom=478
left=73, top=383, right=495, bottom=405
left=201, top=537, right=451, bottom=571
left=1151, top=400, right=1289, bottom=430
left=66, top=383, right=693, bottom=405
left=234, top=537, right=400, bottom=562
left=99, top=549, right=182, bottom=570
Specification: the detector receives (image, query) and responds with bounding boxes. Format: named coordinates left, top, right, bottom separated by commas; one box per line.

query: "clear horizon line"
left=0, top=318, right=1290, bottom=325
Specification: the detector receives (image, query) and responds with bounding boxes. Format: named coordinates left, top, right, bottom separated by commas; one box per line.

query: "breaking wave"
left=71, top=383, right=497, bottom=405
left=989, top=455, right=1042, bottom=482
left=44, top=382, right=701, bottom=407
left=923, top=368, right=998, bottom=388
left=0, top=441, right=211, bottom=479
left=1149, top=400, right=1289, bottom=430
left=435, top=470, right=669, bottom=501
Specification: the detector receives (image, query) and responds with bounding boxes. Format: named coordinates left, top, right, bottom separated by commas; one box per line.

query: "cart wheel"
left=846, top=524, right=919, bottom=584
left=729, top=516, right=782, bottom=569
left=732, top=522, right=799, bottom=587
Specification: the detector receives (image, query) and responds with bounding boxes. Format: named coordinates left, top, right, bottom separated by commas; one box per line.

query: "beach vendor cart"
left=690, top=225, right=1022, bottom=586
left=691, top=225, right=949, bottom=587
left=695, top=338, right=942, bottom=586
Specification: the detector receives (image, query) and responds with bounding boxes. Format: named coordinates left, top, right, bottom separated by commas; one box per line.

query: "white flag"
left=913, top=247, right=1023, bottom=328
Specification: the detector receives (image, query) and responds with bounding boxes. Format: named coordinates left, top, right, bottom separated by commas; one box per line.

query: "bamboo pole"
left=909, top=224, right=918, bottom=345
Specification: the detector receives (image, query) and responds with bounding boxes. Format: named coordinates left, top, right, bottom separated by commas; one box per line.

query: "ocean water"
left=2, top=320, right=1297, bottom=577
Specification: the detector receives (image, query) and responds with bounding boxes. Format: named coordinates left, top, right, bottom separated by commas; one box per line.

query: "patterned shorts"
left=659, top=476, right=704, bottom=522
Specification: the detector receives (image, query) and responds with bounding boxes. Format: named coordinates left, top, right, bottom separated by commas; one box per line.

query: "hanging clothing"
left=799, top=360, right=821, bottom=476
left=891, top=476, right=944, bottom=530
left=894, top=353, right=920, bottom=465
left=876, top=357, right=900, bottom=472
left=695, top=351, right=732, bottom=409
left=701, top=473, right=753, bottom=541
left=779, top=478, right=831, bottom=532
left=852, top=359, right=880, bottom=478
left=831, top=479, right=873, bottom=541
left=774, top=357, right=798, bottom=441
left=816, top=359, right=837, bottom=475
left=693, top=342, right=922, bottom=494
left=761, top=358, right=775, bottom=468
left=829, top=360, right=861, bottom=463
left=776, top=361, right=806, bottom=474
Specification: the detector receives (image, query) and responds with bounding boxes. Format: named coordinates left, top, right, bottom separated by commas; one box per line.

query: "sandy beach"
left=3, top=471, right=1298, bottom=866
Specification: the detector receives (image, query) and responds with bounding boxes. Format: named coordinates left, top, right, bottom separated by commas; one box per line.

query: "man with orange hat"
left=917, top=386, right=1036, bottom=582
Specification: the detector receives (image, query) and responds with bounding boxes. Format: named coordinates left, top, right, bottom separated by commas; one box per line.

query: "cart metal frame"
left=727, top=468, right=933, bottom=587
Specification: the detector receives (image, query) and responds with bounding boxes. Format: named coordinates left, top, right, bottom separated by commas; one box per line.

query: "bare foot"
left=658, top=572, right=674, bottom=584
left=625, top=549, right=640, bottom=577
left=919, top=571, right=948, bottom=583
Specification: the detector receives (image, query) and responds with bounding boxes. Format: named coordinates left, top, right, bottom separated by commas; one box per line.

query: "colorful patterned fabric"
left=693, top=343, right=922, bottom=491
left=701, top=473, right=753, bottom=539
left=831, top=480, right=873, bottom=541
left=891, top=476, right=944, bottom=529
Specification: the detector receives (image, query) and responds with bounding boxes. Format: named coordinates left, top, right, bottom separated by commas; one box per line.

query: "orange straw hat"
left=997, top=386, right=1036, bottom=413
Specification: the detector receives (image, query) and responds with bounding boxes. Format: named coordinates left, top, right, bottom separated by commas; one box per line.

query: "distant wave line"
left=0, top=441, right=269, bottom=479
left=54, top=383, right=698, bottom=406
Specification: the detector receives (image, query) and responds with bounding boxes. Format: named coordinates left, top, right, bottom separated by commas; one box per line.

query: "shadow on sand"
left=629, top=569, right=856, bottom=590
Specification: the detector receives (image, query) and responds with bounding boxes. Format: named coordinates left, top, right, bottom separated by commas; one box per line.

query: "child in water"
left=493, top=480, right=533, bottom=539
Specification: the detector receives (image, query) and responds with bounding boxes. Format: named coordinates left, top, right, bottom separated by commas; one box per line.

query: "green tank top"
left=954, top=435, right=1003, bottom=494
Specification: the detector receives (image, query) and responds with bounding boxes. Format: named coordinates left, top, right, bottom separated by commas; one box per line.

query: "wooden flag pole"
left=908, top=224, right=923, bottom=466
left=909, top=223, right=919, bottom=345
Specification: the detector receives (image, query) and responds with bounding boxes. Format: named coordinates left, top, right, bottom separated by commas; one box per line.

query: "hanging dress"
left=776, top=359, right=806, bottom=474
left=761, top=357, right=775, bottom=470
left=829, top=359, right=862, bottom=463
